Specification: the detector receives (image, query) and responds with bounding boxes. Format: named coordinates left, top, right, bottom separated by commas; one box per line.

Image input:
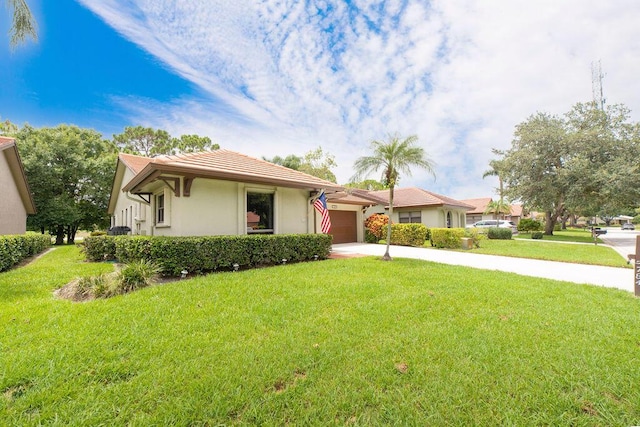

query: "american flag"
left=313, top=192, right=331, bottom=234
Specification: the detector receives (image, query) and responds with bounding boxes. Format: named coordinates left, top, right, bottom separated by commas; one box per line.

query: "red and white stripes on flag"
left=313, top=192, right=331, bottom=234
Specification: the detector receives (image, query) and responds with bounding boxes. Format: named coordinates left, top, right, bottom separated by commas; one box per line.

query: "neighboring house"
left=505, top=204, right=526, bottom=225
left=0, top=137, right=36, bottom=235
left=108, top=150, right=345, bottom=239
left=460, top=197, right=493, bottom=225
left=461, top=198, right=527, bottom=225
left=361, top=187, right=473, bottom=228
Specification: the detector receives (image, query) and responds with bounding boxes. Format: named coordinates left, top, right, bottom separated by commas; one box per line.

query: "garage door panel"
left=329, top=210, right=357, bottom=244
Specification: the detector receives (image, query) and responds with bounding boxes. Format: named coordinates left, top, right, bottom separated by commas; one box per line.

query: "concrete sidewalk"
left=331, top=243, right=634, bottom=293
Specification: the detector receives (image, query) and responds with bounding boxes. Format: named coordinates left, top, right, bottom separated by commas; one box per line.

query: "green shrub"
left=487, top=227, right=513, bottom=240
left=83, top=234, right=332, bottom=276
left=430, top=228, right=466, bottom=249
left=76, top=274, right=110, bottom=299
left=553, top=223, right=562, bottom=231
left=90, top=230, right=107, bottom=237
left=531, top=231, right=544, bottom=239
left=390, top=223, right=428, bottom=247
left=115, top=260, right=161, bottom=294
left=81, top=236, right=117, bottom=261
left=517, top=218, right=542, bottom=233
left=365, top=230, right=378, bottom=243
left=0, top=234, right=51, bottom=272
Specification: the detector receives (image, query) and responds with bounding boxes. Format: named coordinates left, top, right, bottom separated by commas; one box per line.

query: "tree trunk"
left=54, top=225, right=65, bottom=245
left=66, top=224, right=78, bottom=244
left=383, top=186, right=394, bottom=261
left=544, top=211, right=556, bottom=235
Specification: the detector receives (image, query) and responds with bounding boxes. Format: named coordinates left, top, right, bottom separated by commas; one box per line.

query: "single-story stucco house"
left=0, top=137, right=36, bottom=235
left=108, top=150, right=346, bottom=239
left=461, top=197, right=527, bottom=225
left=350, top=187, right=473, bottom=229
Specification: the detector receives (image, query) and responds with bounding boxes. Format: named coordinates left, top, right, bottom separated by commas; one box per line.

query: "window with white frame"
left=399, top=211, right=421, bottom=223
left=156, top=193, right=165, bottom=224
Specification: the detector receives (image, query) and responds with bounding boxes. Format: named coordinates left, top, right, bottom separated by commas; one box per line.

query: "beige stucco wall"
left=110, top=167, right=149, bottom=235
left=0, top=152, right=28, bottom=235
left=113, top=176, right=315, bottom=237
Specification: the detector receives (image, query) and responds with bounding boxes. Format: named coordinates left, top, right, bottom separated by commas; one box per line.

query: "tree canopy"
left=264, top=146, right=338, bottom=183
left=17, top=124, right=117, bottom=244
left=352, top=134, right=435, bottom=260
left=494, top=102, right=640, bottom=234
left=113, top=126, right=218, bottom=157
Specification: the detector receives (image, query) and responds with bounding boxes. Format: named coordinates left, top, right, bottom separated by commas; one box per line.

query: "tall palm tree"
left=352, top=134, right=435, bottom=261
left=6, top=0, right=37, bottom=47
left=482, top=157, right=509, bottom=219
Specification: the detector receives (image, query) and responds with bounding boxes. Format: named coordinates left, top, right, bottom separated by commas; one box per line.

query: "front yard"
left=2, top=246, right=640, bottom=425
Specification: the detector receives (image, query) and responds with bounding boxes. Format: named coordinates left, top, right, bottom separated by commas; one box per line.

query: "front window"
left=247, top=192, right=274, bottom=234
left=399, top=211, right=421, bottom=223
left=156, top=194, right=165, bottom=224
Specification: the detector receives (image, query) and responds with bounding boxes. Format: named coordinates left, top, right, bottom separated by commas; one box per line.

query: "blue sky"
left=2, top=1, right=640, bottom=198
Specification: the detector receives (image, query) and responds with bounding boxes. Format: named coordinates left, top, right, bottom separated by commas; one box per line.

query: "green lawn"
left=2, top=246, right=640, bottom=425
left=464, top=239, right=628, bottom=268
left=515, top=229, right=600, bottom=244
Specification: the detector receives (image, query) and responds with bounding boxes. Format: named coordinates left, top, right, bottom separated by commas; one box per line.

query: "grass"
left=464, top=239, right=629, bottom=268
left=515, top=229, right=601, bottom=244
left=2, top=246, right=640, bottom=425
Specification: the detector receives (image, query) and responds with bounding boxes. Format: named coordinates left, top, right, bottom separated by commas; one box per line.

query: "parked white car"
left=468, top=220, right=518, bottom=233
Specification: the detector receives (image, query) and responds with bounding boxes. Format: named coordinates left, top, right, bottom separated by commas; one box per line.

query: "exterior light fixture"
left=313, top=255, right=319, bottom=261
left=282, top=259, right=287, bottom=265
left=232, top=263, right=239, bottom=272
left=181, top=269, right=188, bottom=279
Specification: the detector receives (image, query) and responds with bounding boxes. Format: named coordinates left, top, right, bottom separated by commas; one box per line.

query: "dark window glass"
left=247, top=192, right=274, bottom=234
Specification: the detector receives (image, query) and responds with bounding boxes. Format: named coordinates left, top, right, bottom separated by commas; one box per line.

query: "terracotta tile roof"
left=118, top=153, right=154, bottom=174
left=459, top=197, right=493, bottom=214
left=122, top=149, right=343, bottom=192
left=367, top=187, right=474, bottom=209
left=327, top=189, right=389, bottom=206
left=0, top=136, right=16, bottom=148
left=509, top=204, right=523, bottom=217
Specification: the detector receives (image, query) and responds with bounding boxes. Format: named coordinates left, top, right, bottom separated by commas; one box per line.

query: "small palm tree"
left=352, top=134, right=435, bottom=261
left=484, top=199, right=512, bottom=220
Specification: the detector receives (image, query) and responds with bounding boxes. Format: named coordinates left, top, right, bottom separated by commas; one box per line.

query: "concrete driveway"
left=598, top=227, right=640, bottom=260
left=331, top=242, right=635, bottom=293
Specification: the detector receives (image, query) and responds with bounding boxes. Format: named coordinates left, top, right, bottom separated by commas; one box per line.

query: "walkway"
left=331, top=243, right=635, bottom=293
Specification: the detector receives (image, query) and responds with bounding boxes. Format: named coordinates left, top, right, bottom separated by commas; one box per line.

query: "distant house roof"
left=119, top=150, right=344, bottom=194
left=367, top=187, right=474, bottom=210
left=509, top=204, right=524, bottom=217
left=459, top=197, right=492, bottom=215
left=0, top=137, right=36, bottom=214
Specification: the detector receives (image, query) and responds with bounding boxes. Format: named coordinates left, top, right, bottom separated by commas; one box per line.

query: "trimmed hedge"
left=390, top=223, right=428, bottom=247
left=82, top=234, right=333, bottom=276
left=487, top=227, right=513, bottom=240
left=517, top=218, right=542, bottom=233
left=531, top=231, right=544, bottom=239
left=0, top=234, right=51, bottom=272
left=430, top=228, right=466, bottom=249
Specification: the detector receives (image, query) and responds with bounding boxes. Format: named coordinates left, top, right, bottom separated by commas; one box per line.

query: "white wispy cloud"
left=78, top=0, right=640, bottom=198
